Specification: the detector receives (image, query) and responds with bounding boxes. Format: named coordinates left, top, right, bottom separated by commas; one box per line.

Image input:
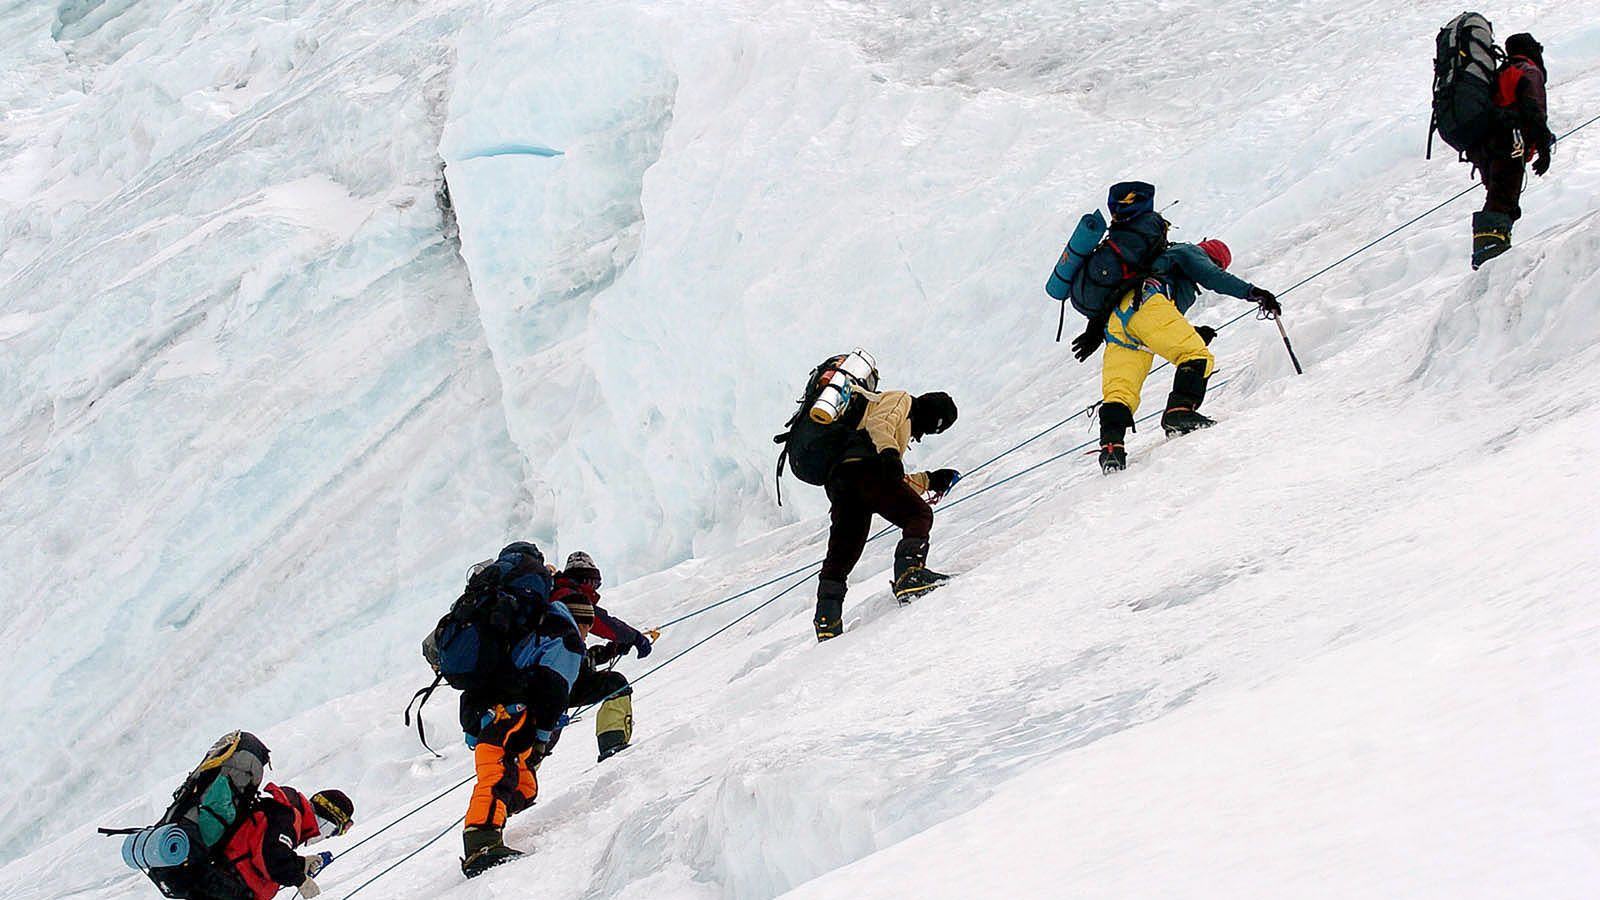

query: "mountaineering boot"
left=893, top=565, right=950, bottom=601
left=1471, top=211, right=1513, bottom=270
left=1161, top=407, right=1215, bottom=436
left=1162, top=360, right=1215, bottom=436
left=1098, top=402, right=1133, bottom=474
left=1098, top=443, right=1127, bottom=473
left=597, top=730, right=630, bottom=762
left=813, top=578, right=847, bottom=641
left=461, top=826, right=523, bottom=878
left=891, top=537, right=949, bottom=602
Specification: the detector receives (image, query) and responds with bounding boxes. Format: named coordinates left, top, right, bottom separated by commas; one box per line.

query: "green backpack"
left=103, top=731, right=271, bottom=898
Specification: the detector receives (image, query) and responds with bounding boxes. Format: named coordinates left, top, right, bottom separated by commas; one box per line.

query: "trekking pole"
left=1273, top=315, right=1304, bottom=375
left=1054, top=300, right=1067, bottom=342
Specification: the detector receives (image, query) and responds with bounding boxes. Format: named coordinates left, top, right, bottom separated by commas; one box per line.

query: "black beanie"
left=910, top=392, right=958, bottom=438
left=312, top=789, right=354, bottom=832
left=1506, top=33, right=1545, bottom=72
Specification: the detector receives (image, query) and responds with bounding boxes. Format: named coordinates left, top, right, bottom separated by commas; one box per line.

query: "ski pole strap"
left=403, top=675, right=446, bottom=758
left=773, top=445, right=788, bottom=506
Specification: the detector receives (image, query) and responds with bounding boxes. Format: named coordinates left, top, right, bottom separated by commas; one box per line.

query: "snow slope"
left=2, top=0, right=1599, bottom=896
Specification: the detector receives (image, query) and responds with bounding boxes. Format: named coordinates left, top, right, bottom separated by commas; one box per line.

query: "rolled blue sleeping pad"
left=122, top=824, right=190, bottom=870
left=1045, top=210, right=1107, bottom=301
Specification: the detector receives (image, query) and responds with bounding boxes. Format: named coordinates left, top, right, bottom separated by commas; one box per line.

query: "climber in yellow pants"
left=1102, top=279, right=1214, bottom=414
left=1075, top=238, right=1280, bottom=473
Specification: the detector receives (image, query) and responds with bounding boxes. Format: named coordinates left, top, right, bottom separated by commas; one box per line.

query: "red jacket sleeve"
left=590, top=604, right=640, bottom=644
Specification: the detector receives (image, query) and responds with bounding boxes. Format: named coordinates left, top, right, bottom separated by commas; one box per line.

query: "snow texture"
left=1, top=0, right=1599, bottom=896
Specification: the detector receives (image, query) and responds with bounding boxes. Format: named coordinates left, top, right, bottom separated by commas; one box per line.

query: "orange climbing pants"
left=465, top=704, right=540, bottom=829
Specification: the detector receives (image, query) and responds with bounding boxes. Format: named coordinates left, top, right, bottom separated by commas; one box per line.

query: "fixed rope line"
left=330, top=775, right=473, bottom=864
left=570, top=566, right=818, bottom=721
left=360, top=106, right=1600, bottom=888
left=1279, top=110, right=1600, bottom=300
left=339, top=814, right=465, bottom=900
left=940, top=377, right=1232, bottom=514
left=652, top=560, right=821, bottom=630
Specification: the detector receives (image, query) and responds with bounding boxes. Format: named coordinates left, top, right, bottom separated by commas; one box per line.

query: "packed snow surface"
left=2, top=0, right=1599, bottom=897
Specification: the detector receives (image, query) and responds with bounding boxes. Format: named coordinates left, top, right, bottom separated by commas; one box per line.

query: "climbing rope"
left=339, top=814, right=465, bottom=899
left=330, top=775, right=473, bottom=864
left=343, top=107, right=1600, bottom=896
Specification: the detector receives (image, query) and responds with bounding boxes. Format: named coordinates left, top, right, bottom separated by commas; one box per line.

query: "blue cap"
left=1107, top=181, right=1156, bottom=221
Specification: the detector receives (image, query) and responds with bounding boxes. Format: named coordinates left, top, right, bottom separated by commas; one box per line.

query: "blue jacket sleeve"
left=1172, top=244, right=1255, bottom=299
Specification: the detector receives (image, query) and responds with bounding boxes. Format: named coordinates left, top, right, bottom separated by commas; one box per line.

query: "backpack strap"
left=403, top=674, right=446, bottom=758
left=773, top=441, right=789, bottom=506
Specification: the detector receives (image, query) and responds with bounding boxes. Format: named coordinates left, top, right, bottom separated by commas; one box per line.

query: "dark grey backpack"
left=1430, top=12, right=1502, bottom=158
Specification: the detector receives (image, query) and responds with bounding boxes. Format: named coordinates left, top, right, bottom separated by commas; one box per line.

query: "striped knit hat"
left=562, top=593, right=595, bottom=624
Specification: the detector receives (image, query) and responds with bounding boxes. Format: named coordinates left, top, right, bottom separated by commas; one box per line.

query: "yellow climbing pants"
left=1102, top=283, right=1214, bottom=413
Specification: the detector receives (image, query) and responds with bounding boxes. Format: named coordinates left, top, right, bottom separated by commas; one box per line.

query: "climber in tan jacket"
left=813, top=389, right=960, bottom=641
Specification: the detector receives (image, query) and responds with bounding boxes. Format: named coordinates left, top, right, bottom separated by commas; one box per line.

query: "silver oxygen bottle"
left=808, top=349, right=878, bottom=424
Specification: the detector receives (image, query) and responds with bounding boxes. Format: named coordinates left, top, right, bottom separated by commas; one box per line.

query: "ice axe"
left=1269, top=313, right=1304, bottom=375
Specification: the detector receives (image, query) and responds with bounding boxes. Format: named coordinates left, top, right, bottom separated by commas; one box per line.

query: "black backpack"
left=1069, top=210, right=1170, bottom=319
left=1430, top=12, right=1502, bottom=159
left=405, top=547, right=552, bottom=753
left=101, top=731, right=271, bottom=899
left=773, top=355, right=876, bottom=504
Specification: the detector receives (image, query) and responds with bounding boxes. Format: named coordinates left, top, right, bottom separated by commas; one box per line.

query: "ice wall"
left=0, top=0, right=510, bottom=862
left=1, top=0, right=1598, bottom=882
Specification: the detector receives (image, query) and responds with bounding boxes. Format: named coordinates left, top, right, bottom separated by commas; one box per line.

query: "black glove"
left=1532, top=140, right=1553, bottom=175
left=588, top=642, right=621, bottom=666
left=1071, top=319, right=1105, bottom=362
left=528, top=739, right=549, bottom=766
left=1247, top=287, right=1281, bottom=318
left=879, top=449, right=905, bottom=481
left=927, top=468, right=960, bottom=494
left=1194, top=325, right=1217, bottom=345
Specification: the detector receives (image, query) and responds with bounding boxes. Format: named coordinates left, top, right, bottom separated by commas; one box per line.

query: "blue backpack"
left=1059, top=181, right=1171, bottom=319
left=405, top=544, right=553, bottom=752
left=1069, top=211, right=1170, bottom=318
